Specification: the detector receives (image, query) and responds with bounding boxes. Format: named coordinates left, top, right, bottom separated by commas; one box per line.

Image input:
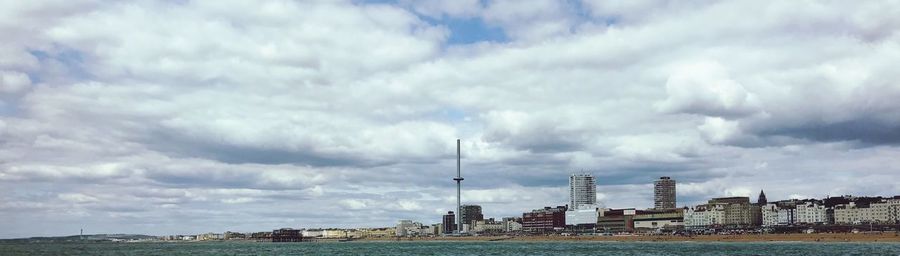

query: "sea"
left=2, top=241, right=900, bottom=256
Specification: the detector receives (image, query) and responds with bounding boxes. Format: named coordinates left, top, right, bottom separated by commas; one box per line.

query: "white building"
left=776, top=207, right=795, bottom=225
left=795, top=201, right=826, bottom=224
left=301, top=229, right=323, bottom=237
left=761, top=204, right=779, bottom=226
left=473, top=220, right=505, bottom=234
left=502, top=218, right=522, bottom=232
left=569, top=174, right=596, bottom=210
left=835, top=199, right=900, bottom=224
left=396, top=220, right=424, bottom=237
left=872, top=199, right=900, bottom=223
left=565, top=205, right=600, bottom=226
left=684, top=204, right=725, bottom=229
left=834, top=203, right=860, bottom=224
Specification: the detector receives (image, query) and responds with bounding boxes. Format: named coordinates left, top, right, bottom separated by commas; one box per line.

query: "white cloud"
left=657, top=61, right=762, bottom=118
left=0, top=71, right=31, bottom=93
left=2, top=0, right=900, bottom=238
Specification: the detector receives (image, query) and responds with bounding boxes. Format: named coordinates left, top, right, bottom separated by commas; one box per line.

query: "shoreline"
left=353, top=232, right=900, bottom=243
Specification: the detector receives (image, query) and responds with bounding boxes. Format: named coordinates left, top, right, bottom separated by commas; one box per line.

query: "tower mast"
left=453, top=139, right=464, bottom=234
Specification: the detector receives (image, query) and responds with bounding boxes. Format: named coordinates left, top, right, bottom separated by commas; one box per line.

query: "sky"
left=1, top=0, right=900, bottom=238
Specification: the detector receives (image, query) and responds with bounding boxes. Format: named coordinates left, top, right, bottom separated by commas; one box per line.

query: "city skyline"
left=2, top=1, right=900, bottom=238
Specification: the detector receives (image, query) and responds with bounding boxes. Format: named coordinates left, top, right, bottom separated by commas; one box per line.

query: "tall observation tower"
left=453, top=139, right=464, bottom=234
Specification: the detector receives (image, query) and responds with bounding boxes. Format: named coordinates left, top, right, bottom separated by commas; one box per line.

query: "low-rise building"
left=272, top=228, right=302, bottom=242
left=834, top=197, right=900, bottom=224
left=301, top=229, right=323, bottom=238
left=396, top=220, right=425, bottom=237
left=795, top=200, right=826, bottom=224
left=523, top=206, right=567, bottom=233
left=633, top=208, right=684, bottom=232
left=597, top=208, right=635, bottom=233
left=684, top=204, right=725, bottom=229
left=565, top=205, right=600, bottom=230
left=872, top=198, right=900, bottom=223
left=502, top=217, right=522, bottom=232
left=709, top=197, right=753, bottom=227
left=322, top=229, right=347, bottom=239
left=473, top=219, right=505, bottom=234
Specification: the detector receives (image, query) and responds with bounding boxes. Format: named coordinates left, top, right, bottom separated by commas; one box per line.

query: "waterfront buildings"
left=523, top=206, right=567, bottom=233
left=654, top=177, right=676, bottom=209
left=569, top=174, right=596, bottom=210
left=834, top=197, right=900, bottom=224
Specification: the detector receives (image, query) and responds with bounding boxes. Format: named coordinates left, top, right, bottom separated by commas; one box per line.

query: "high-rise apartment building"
left=654, top=176, right=676, bottom=209
left=569, top=174, right=596, bottom=209
left=441, top=211, right=456, bottom=234
left=460, top=205, right=484, bottom=227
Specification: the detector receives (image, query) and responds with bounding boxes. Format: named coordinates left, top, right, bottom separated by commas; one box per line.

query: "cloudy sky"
left=2, top=0, right=900, bottom=238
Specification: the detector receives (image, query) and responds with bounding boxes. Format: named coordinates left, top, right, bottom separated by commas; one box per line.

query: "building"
left=654, top=176, right=676, bottom=209
left=597, top=208, right=636, bottom=233
left=272, top=228, right=302, bottom=242
left=761, top=203, right=780, bottom=226
left=460, top=205, right=484, bottom=230
left=569, top=174, right=596, bottom=210
left=523, top=206, right=567, bottom=233
left=365, top=228, right=396, bottom=238
left=197, top=233, right=224, bottom=241
left=442, top=211, right=456, bottom=234
left=565, top=205, right=600, bottom=230
left=396, top=220, right=425, bottom=237
left=795, top=200, right=826, bottom=224
left=752, top=190, right=767, bottom=226
left=684, top=204, right=725, bottom=229
left=872, top=198, right=900, bottom=223
left=301, top=229, right=323, bottom=237
left=321, top=229, right=348, bottom=239
left=709, top=197, right=752, bottom=227
left=834, top=197, right=900, bottom=224
left=473, top=219, right=505, bottom=234
left=633, top=208, right=684, bottom=232
left=502, top=217, right=523, bottom=232
left=684, top=197, right=752, bottom=229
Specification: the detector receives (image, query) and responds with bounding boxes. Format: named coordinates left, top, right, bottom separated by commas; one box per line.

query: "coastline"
left=353, top=233, right=900, bottom=243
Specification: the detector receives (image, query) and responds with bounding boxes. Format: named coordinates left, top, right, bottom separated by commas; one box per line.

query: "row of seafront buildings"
left=390, top=174, right=900, bottom=237
left=684, top=193, right=900, bottom=230
left=161, top=228, right=400, bottom=242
